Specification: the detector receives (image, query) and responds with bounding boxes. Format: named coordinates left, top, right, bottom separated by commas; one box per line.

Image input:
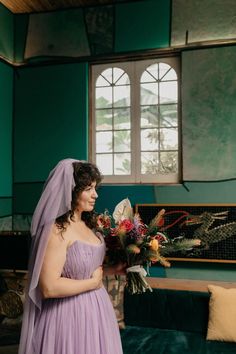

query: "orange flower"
left=149, top=239, right=159, bottom=251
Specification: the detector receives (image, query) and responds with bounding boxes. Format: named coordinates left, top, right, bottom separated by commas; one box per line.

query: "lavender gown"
left=32, top=235, right=123, bottom=354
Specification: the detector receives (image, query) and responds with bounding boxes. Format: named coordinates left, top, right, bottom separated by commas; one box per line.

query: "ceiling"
left=0, top=0, right=133, bottom=14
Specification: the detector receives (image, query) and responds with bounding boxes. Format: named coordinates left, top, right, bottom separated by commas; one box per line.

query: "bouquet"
left=96, top=198, right=201, bottom=294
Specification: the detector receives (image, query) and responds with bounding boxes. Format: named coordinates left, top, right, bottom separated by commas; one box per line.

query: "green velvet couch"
left=120, top=288, right=236, bottom=354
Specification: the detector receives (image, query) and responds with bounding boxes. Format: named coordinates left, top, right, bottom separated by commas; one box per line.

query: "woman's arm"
left=39, top=226, right=103, bottom=299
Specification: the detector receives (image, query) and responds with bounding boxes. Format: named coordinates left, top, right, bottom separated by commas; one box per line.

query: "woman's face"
left=76, top=181, right=98, bottom=212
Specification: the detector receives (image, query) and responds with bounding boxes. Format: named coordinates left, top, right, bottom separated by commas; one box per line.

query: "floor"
left=0, top=345, right=18, bottom=354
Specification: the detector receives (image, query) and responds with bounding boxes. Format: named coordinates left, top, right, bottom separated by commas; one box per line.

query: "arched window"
left=91, top=57, right=180, bottom=184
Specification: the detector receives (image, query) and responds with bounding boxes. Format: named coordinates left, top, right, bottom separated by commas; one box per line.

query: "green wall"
left=13, top=63, right=88, bottom=214
left=2, top=0, right=170, bottom=65
left=115, top=0, right=170, bottom=52
left=0, top=61, right=13, bottom=217
left=96, top=180, right=236, bottom=213
left=0, top=3, right=14, bottom=62
left=14, top=63, right=88, bottom=182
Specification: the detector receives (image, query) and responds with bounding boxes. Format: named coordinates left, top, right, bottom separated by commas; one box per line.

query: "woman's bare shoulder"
left=46, top=223, right=70, bottom=249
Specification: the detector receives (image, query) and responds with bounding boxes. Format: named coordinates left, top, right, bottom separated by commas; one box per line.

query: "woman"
left=18, top=158, right=123, bottom=354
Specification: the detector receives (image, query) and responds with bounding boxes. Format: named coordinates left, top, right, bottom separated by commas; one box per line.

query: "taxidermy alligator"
left=184, top=211, right=236, bottom=250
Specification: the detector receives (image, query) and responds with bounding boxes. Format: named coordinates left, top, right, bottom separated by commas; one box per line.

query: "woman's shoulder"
left=47, top=223, right=71, bottom=249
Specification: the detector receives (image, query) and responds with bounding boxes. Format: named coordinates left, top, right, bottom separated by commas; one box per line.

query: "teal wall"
left=115, top=0, right=170, bottom=52
left=14, top=14, right=28, bottom=63
left=2, top=0, right=170, bottom=64
left=13, top=63, right=88, bottom=214
left=14, top=63, right=88, bottom=182
left=0, top=3, right=14, bottom=62
left=96, top=181, right=236, bottom=213
left=0, top=61, right=13, bottom=217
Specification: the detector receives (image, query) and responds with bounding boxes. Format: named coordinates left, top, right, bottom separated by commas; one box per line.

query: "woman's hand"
left=91, top=266, right=103, bottom=289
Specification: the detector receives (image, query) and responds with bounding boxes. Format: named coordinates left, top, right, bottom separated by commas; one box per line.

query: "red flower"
left=119, top=219, right=134, bottom=232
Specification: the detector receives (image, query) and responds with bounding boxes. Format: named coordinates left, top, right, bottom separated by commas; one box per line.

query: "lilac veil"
left=18, top=158, right=81, bottom=354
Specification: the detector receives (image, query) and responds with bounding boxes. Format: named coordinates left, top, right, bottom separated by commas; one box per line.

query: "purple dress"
left=32, top=235, right=123, bottom=354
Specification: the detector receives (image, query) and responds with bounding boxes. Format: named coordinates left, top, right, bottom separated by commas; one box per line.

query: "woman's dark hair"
left=56, top=161, right=102, bottom=232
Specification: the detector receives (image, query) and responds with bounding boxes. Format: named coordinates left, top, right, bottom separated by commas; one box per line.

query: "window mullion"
left=131, top=62, right=140, bottom=183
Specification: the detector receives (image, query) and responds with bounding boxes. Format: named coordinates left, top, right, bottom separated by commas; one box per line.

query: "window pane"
left=100, top=68, right=113, bottom=84
left=141, top=106, right=158, bottom=128
left=113, top=68, right=125, bottom=83
left=114, top=153, right=131, bottom=175
left=96, top=109, right=112, bottom=131
left=160, top=151, right=178, bottom=173
left=160, top=128, right=178, bottom=150
left=96, top=75, right=110, bottom=87
left=141, top=83, right=158, bottom=105
left=160, top=104, right=177, bottom=127
left=141, top=65, right=158, bottom=83
left=161, top=68, right=177, bottom=81
left=114, top=86, right=130, bottom=107
left=96, top=154, right=113, bottom=175
left=160, top=82, right=177, bottom=104
left=96, top=131, right=112, bottom=153
left=96, top=87, right=112, bottom=108
left=114, top=108, right=130, bottom=129
left=141, top=128, right=159, bottom=151
left=114, top=130, right=130, bottom=152
left=159, top=63, right=172, bottom=80
left=114, top=69, right=130, bottom=85
left=141, top=152, right=159, bottom=174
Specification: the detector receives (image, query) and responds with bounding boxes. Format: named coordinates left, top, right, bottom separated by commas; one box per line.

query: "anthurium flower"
left=113, top=198, right=133, bottom=224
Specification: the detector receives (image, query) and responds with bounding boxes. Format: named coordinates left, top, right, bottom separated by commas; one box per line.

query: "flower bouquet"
left=96, top=198, right=201, bottom=295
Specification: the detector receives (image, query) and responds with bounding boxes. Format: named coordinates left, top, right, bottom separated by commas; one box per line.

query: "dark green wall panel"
left=96, top=185, right=157, bottom=213
left=0, top=198, right=12, bottom=217
left=0, top=3, right=14, bottom=61
left=14, top=14, right=29, bottom=63
left=96, top=180, right=236, bottom=215
left=0, top=61, right=13, bottom=199
left=14, top=62, right=88, bottom=182
left=152, top=180, right=236, bottom=204
left=115, top=0, right=170, bottom=52
left=13, top=183, right=43, bottom=214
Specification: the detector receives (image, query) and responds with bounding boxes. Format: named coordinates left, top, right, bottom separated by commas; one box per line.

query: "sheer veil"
left=18, top=158, right=81, bottom=354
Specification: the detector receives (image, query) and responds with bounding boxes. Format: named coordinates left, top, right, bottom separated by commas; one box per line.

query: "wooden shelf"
left=147, top=277, right=236, bottom=292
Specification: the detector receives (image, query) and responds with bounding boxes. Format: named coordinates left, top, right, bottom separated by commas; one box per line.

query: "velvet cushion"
left=207, top=284, right=236, bottom=342
left=121, top=326, right=236, bottom=354
left=103, top=274, right=126, bottom=329
left=124, top=288, right=209, bottom=333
